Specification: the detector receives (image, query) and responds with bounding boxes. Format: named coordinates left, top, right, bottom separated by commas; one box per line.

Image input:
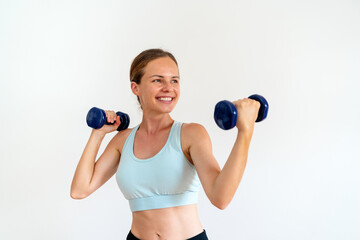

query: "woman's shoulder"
left=181, top=122, right=205, bottom=130
left=180, top=122, right=209, bottom=140
left=109, top=127, right=134, bottom=153
left=179, top=122, right=211, bottom=155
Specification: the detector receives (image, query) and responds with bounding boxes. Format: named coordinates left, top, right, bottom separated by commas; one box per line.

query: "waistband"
left=129, top=191, right=198, bottom=212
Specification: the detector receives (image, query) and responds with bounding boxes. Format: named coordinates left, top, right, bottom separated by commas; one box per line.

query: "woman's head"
left=130, top=49, right=180, bottom=112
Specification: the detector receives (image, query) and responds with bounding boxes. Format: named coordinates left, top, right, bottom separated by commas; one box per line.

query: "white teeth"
left=158, top=97, right=172, bottom=101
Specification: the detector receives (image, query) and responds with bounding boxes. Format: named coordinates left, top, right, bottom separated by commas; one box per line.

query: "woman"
left=71, top=49, right=260, bottom=240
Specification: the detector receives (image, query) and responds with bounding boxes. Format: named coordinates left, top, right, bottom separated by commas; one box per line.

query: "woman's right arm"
left=70, top=112, right=121, bottom=199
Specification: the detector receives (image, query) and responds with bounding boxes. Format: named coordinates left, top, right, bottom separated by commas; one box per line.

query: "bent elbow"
left=216, top=202, right=229, bottom=210
left=70, top=189, right=89, bottom=200
left=211, top=199, right=229, bottom=210
left=70, top=193, right=86, bottom=200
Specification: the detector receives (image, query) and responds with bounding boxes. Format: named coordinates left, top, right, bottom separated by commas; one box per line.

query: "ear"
left=131, top=82, right=140, bottom=96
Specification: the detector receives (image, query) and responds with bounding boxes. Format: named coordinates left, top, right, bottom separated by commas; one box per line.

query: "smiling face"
left=131, top=57, right=180, bottom=115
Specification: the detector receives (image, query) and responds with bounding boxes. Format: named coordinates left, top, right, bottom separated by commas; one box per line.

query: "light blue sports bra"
left=115, top=121, right=201, bottom=212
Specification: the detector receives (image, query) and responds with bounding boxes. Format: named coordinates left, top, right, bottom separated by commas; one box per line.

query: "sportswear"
left=116, top=121, right=201, bottom=212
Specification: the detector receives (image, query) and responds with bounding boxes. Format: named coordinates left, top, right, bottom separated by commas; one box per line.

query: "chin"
left=159, top=105, right=176, bottom=114
left=158, top=102, right=177, bottom=112
left=161, top=108, right=175, bottom=114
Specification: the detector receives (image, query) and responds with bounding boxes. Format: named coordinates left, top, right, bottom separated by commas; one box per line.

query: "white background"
left=1, top=0, right=359, bottom=239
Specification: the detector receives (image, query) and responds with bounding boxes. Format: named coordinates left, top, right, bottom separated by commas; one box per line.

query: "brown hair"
left=130, top=48, right=178, bottom=84
left=130, top=49, right=178, bottom=106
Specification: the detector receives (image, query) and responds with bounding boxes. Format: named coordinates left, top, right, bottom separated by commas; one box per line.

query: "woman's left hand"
left=232, top=98, right=261, bottom=134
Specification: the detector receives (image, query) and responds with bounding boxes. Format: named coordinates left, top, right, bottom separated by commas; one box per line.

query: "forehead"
left=143, top=57, right=179, bottom=76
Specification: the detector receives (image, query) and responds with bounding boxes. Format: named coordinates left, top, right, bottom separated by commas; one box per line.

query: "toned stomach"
left=130, top=204, right=204, bottom=240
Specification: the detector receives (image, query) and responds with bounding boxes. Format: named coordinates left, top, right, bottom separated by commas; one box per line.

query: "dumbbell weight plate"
left=86, top=107, right=107, bottom=129
left=116, top=111, right=130, bottom=131
left=214, top=100, right=238, bottom=130
left=248, top=94, right=269, bottom=122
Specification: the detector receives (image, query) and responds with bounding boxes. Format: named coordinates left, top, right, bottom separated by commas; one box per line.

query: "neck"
left=139, top=113, right=174, bottom=135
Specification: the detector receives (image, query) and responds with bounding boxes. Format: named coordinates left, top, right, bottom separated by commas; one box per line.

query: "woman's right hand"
left=92, top=110, right=121, bottom=135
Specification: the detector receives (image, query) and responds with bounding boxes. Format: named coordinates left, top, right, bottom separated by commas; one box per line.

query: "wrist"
left=236, top=130, right=253, bottom=143
left=91, top=130, right=106, bottom=139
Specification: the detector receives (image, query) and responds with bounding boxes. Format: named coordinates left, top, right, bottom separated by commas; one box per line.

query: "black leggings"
left=126, top=229, right=208, bottom=240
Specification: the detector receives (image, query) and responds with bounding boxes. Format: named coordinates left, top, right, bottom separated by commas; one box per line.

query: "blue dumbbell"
left=214, top=94, right=269, bottom=130
left=86, top=107, right=130, bottom=131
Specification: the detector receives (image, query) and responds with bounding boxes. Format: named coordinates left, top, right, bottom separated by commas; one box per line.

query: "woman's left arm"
left=186, top=98, right=260, bottom=210
left=211, top=131, right=252, bottom=209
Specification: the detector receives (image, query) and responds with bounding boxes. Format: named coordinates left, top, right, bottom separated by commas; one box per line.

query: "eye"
left=153, top=79, right=161, bottom=83
left=171, top=79, right=179, bottom=83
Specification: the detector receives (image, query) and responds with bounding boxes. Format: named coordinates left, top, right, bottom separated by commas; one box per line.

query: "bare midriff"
left=130, top=204, right=204, bottom=240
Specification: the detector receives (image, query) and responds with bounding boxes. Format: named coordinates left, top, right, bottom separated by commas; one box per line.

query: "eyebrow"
left=150, top=75, right=180, bottom=79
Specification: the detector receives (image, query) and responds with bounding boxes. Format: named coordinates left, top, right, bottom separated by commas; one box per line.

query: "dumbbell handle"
left=214, top=94, right=268, bottom=130
left=86, top=107, right=130, bottom=131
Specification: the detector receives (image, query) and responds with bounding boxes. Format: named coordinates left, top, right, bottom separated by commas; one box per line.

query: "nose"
left=162, top=81, right=172, bottom=92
